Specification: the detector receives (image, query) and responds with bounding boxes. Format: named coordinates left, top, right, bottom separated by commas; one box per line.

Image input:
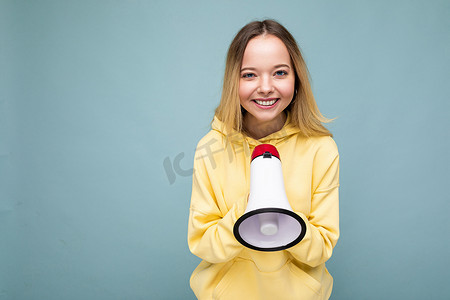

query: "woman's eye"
left=242, top=73, right=255, bottom=78
left=275, top=70, right=288, bottom=76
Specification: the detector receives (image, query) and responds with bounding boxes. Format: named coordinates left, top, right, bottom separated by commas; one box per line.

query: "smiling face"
left=239, top=34, right=295, bottom=138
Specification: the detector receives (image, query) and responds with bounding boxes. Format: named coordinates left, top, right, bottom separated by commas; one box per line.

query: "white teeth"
left=255, top=99, right=277, bottom=106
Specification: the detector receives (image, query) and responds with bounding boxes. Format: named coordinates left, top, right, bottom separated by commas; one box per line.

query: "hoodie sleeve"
left=187, top=139, right=247, bottom=264
left=286, top=138, right=340, bottom=268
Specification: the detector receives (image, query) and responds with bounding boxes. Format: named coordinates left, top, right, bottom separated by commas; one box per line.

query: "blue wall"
left=1, top=0, right=449, bottom=299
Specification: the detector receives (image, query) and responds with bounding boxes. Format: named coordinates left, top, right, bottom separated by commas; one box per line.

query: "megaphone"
left=233, top=144, right=306, bottom=251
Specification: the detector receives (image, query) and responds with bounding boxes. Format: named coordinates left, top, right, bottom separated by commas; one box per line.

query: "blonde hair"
left=212, top=19, right=334, bottom=138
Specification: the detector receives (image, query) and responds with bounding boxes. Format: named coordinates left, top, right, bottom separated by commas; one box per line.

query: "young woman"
left=188, top=19, right=340, bottom=300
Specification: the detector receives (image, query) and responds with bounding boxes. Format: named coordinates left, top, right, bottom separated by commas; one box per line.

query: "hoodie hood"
left=211, top=110, right=300, bottom=149
left=210, top=110, right=302, bottom=202
left=211, top=111, right=300, bottom=186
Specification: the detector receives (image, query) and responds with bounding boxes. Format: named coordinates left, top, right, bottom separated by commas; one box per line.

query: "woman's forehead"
left=241, top=35, right=291, bottom=68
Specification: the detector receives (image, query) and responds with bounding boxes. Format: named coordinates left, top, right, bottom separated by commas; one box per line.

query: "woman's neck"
left=242, top=111, right=287, bottom=140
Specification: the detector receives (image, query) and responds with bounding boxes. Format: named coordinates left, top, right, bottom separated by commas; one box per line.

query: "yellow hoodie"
left=188, top=111, right=340, bottom=300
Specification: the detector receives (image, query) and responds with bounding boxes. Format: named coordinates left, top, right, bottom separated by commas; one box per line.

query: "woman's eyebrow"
left=240, top=64, right=291, bottom=72
left=274, top=64, right=291, bottom=69
left=240, top=67, right=257, bottom=72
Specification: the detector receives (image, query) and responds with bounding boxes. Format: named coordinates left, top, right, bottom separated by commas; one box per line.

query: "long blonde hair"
left=213, top=19, right=334, bottom=138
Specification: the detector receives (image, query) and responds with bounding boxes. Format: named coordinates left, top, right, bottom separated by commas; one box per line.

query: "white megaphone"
left=233, top=144, right=306, bottom=251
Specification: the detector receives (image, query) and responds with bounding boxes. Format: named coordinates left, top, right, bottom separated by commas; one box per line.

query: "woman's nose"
left=257, top=76, right=274, bottom=95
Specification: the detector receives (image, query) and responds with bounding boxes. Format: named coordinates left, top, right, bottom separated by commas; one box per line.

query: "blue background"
left=1, top=0, right=449, bottom=299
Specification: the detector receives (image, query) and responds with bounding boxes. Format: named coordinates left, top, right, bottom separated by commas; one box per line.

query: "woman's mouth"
left=253, top=98, right=279, bottom=109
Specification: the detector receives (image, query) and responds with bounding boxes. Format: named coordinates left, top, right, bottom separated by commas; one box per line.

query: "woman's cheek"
left=278, top=81, right=295, bottom=98
left=239, top=81, right=255, bottom=100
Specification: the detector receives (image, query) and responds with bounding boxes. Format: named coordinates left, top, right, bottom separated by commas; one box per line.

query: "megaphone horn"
left=233, top=144, right=306, bottom=252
